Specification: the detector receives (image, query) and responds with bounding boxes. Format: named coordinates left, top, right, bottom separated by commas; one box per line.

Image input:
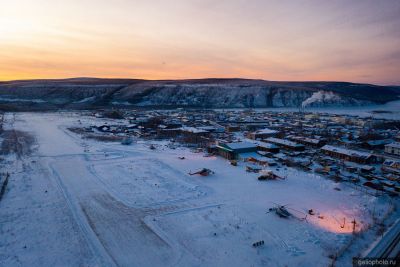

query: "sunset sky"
left=1, top=0, right=400, bottom=85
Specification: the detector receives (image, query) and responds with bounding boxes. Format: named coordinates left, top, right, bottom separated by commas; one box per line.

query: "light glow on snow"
left=308, top=210, right=363, bottom=234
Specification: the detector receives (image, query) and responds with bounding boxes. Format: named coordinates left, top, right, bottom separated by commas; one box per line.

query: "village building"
left=157, top=127, right=182, bottom=139
left=264, top=137, right=305, bottom=151
left=361, top=139, right=392, bottom=150
left=225, top=125, right=241, bottom=132
left=216, top=142, right=258, bottom=160
left=384, top=142, right=400, bottom=156
left=198, top=125, right=225, bottom=133
left=180, top=127, right=210, bottom=146
left=288, top=136, right=326, bottom=148
left=381, top=159, right=400, bottom=175
left=247, top=128, right=279, bottom=140
left=321, top=145, right=377, bottom=164
left=257, top=141, right=280, bottom=153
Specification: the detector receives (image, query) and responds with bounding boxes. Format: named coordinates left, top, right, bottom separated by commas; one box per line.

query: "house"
left=362, top=139, right=392, bottom=150
left=216, top=142, right=258, bottom=160
left=385, top=142, right=400, bottom=156
left=180, top=127, right=210, bottom=145
left=225, top=125, right=240, bottom=132
left=157, top=127, right=182, bottom=139
left=198, top=125, right=225, bottom=133
left=321, top=145, right=376, bottom=164
left=247, top=128, right=279, bottom=140
left=382, top=159, right=400, bottom=175
left=288, top=136, right=326, bottom=148
left=264, top=137, right=305, bottom=151
left=257, top=142, right=280, bottom=153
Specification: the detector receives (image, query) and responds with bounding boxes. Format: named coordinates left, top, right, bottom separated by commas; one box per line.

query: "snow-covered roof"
left=265, top=137, right=304, bottom=148
left=180, top=126, right=208, bottom=134
left=255, top=128, right=278, bottom=134
left=289, top=136, right=321, bottom=145
left=366, top=140, right=391, bottom=146
left=273, top=153, right=288, bottom=160
left=198, top=126, right=224, bottom=132
left=225, top=142, right=257, bottom=150
left=257, top=141, right=279, bottom=149
left=385, top=142, right=400, bottom=149
left=198, top=126, right=217, bottom=130
left=383, top=159, right=400, bottom=168
left=321, top=145, right=372, bottom=159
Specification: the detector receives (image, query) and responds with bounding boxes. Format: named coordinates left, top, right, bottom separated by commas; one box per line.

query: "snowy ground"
left=0, top=112, right=396, bottom=267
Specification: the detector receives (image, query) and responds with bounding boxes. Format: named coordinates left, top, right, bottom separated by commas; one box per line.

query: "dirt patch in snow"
left=0, top=130, right=35, bottom=157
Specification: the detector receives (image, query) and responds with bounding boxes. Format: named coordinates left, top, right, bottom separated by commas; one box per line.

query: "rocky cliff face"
left=0, top=78, right=398, bottom=110
left=113, top=84, right=314, bottom=108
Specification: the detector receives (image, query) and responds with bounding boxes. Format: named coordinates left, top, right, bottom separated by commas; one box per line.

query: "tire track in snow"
left=46, top=159, right=117, bottom=267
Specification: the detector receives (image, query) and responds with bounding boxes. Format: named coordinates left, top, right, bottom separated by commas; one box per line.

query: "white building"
left=385, top=142, right=400, bottom=156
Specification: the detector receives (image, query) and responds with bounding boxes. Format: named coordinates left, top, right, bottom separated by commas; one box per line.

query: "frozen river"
left=215, top=100, right=400, bottom=120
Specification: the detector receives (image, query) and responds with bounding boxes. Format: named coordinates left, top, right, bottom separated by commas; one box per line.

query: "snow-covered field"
left=0, top=112, right=396, bottom=267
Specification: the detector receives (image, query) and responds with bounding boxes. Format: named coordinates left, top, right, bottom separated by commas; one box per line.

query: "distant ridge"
left=0, top=78, right=399, bottom=111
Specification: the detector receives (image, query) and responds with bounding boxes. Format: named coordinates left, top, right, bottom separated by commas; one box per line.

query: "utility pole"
left=352, top=219, right=357, bottom=233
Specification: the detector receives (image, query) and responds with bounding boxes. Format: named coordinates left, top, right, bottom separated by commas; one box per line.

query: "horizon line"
left=1, top=76, right=398, bottom=87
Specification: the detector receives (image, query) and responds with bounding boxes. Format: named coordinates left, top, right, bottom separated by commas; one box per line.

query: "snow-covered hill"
left=0, top=78, right=398, bottom=110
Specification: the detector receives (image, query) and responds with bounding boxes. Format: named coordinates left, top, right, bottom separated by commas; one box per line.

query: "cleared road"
left=367, top=219, right=400, bottom=258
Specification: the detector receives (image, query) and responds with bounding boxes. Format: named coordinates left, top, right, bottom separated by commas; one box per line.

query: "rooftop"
left=180, top=126, right=209, bottom=134
left=321, top=145, right=372, bottom=159
left=224, top=141, right=258, bottom=150
left=385, top=142, right=400, bottom=149
left=255, top=128, right=279, bottom=134
left=257, top=141, right=279, bottom=149
left=265, top=137, right=304, bottom=148
left=289, top=136, right=322, bottom=144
